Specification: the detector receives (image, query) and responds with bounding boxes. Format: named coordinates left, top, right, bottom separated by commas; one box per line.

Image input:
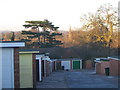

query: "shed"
left=19, top=50, right=39, bottom=88
left=108, top=57, right=120, bottom=76
left=0, top=41, right=25, bottom=89
left=95, top=58, right=110, bottom=75
left=100, top=59, right=110, bottom=75
left=59, top=58, right=82, bottom=70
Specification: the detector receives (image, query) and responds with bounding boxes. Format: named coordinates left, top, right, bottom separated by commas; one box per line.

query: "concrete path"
left=65, top=69, right=118, bottom=88
left=36, top=69, right=119, bottom=88
left=36, top=71, right=68, bottom=88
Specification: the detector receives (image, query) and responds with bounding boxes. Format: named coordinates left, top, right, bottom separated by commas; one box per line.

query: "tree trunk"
left=43, top=27, right=46, bottom=44
left=37, top=27, right=41, bottom=46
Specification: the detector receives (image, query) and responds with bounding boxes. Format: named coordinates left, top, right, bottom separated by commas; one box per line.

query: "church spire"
left=68, top=26, right=72, bottom=41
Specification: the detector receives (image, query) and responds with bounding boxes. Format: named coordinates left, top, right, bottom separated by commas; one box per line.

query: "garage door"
left=61, top=61, right=70, bottom=70
left=73, top=60, right=80, bottom=69
left=19, top=53, right=33, bottom=88
left=2, top=48, right=14, bottom=88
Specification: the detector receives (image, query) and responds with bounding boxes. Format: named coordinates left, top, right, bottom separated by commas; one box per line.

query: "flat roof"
left=0, top=41, right=25, bottom=47
left=57, top=58, right=82, bottom=61
left=1, top=41, right=25, bottom=43
left=19, top=49, right=39, bottom=54
left=108, top=56, right=120, bottom=61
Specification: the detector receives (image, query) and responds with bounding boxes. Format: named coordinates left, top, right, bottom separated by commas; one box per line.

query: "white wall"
left=2, top=48, right=14, bottom=88
left=80, top=60, right=82, bottom=69
left=0, top=48, right=2, bottom=90
left=36, top=55, right=43, bottom=81
left=61, top=61, right=70, bottom=70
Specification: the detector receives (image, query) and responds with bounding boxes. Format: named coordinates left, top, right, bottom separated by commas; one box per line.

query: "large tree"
left=22, top=19, right=63, bottom=48
left=80, top=4, right=118, bottom=48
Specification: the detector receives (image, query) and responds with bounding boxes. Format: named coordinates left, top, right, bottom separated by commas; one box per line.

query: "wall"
left=100, top=61, right=110, bottom=75
left=110, top=59, right=120, bottom=76
left=32, top=54, right=36, bottom=88
left=14, top=48, right=20, bottom=88
left=85, top=60, right=93, bottom=69
left=36, top=55, right=42, bottom=81
left=56, top=61, right=61, bottom=70
left=95, top=62, right=101, bottom=74
left=19, top=53, right=33, bottom=88
left=2, top=48, right=14, bottom=88
left=0, top=48, right=1, bottom=90
left=46, top=61, right=49, bottom=76
left=50, top=61, right=52, bottom=73
left=70, top=60, right=72, bottom=69
left=52, top=61, right=56, bottom=71
left=61, top=61, right=70, bottom=70
left=118, top=61, right=120, bottom=76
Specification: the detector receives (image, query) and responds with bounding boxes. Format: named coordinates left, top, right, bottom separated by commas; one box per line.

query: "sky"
left=0, top=0, right=119, bottom=31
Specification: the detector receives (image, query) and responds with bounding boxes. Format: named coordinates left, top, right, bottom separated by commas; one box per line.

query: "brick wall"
left=32, top=54, right=36, bottom=88
left=85, top=60, right=93, bottom=69
left=56, top=61, right=61, bottom=70
left=100, top=61, right=110, bottom=75
left=44, top=60, right=47, bottom=77
left=95, top=62, right=101, bottom=74
left=46, top=61, right=50, bottom=76
left=14, top=48, right=20, bottom=88
left=116, top=60, right=119, bottom=76
left=70, top=60, right=72, bottom=69
left=52, top=61, right=55, bottom=71
left=109, top=59, right=120, bottom=76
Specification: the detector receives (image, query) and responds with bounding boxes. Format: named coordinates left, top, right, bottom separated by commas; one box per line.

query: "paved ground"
left=36, top=69, right=119, bottom=88
left=36, top=71, right=67, bottom=88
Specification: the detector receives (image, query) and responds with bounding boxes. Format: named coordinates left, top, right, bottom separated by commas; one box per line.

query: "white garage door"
left=61, top=61, right=70, bottom=70
left=0, top=48, right=2, bottom=90
left=2, top=48, right=14, bottom=88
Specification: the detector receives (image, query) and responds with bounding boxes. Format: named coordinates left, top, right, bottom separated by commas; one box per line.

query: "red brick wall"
left=56, top=61, right=61, bottom=70
left=43, top=60, right=47, bottom=77
left=46, top=61, right=48, bottom=76
left=116, top=60, right=119, bottom=76
left=52, top=61, right=55, bottom=71
left=14, top=48, right=20, bottom=88
left=55, top=61, right=57, bottom=70
left=110, top=59, right=120, bottom=76
left=70, top=60, right=72, bottom=69
left=100, top=61, right=110, bottom=75
left=96, top=62, right=101, bottom=74
left=85, top=60, right=93, bottom=69
left=32, top=54, right=36, bottom=88
left=46, top=61, right=50, bottom=76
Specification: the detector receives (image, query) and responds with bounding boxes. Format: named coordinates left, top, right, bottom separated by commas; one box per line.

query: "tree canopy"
left=22, top=19, right=63, bottom=48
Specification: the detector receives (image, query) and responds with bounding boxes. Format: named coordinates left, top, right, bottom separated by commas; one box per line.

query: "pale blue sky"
left=0, top=0, right=119, bottom=31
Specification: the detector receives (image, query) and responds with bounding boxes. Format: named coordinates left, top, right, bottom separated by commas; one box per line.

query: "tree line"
left=0, top=4, right=119, bottom=59
left=63, top=4, right=119, bottom=49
